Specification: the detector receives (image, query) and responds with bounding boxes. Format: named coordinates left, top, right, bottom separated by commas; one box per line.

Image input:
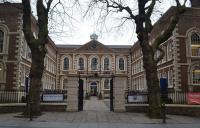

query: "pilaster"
left=66, top=76, right=78, bottom=112
left=113, top=75, right=126, bottom=112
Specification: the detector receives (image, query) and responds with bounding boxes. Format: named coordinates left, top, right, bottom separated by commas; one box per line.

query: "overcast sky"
left=2, top=0, right=190, bottom=45
left=49, top=0, right=190, bottom=45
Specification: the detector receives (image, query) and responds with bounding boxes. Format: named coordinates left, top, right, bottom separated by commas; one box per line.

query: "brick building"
left=0, top=3, right=131, bottom=99
left=130, top=1, right=200, bottom=94
left=56, top=34, right=131, bottom=97
left=0, top=3, right=57, bottom=90
left=0, top=0, right=200, bottom=101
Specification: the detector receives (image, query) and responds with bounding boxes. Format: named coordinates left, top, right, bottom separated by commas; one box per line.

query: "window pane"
left=78, top=58, right=84, bottom=70
left=63, top=79, right=68, bottom=89
left=119, top=58, right=124, bottom=70
left=63, top=57, right=69, bottom=70
left=91, top=58, right=98, bottom=70
left=191, top=33, right=200, bottom=45
left=104, top=58, right=109, bottom=70
left=193, top=67, right=200, bottom=85
left=104, top=79, right=110, bottom=89
left=0, top=30, right=4, bottom=53
left=0, top=64, right=4, bottom=82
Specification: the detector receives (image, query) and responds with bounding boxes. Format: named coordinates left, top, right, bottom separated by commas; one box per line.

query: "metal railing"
left=125, top=90, right=188, bottom=104
left=0, top=89, right=67, bottom=103
left=0, top=89, right=26, bottom=103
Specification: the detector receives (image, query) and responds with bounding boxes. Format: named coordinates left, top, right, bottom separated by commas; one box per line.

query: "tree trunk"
left=24, top=47, right=45, bottom=116
left=139, top=32, right=162, bottom=118
left=145, top=63, right=161, bottom=118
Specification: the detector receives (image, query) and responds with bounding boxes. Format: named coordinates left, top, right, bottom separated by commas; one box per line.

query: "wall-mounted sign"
left=188, top=92, right=200, bottom=105
left=128, top=95, right=148, bottom=103
left=43, top=94, right=64, bottom=102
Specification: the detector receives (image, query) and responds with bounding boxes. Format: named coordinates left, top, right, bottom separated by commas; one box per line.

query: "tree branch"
left=155, top=47, right=165, bottom=63
left=22, top=0, right=36, bottom=47
left=152, top=1, right=186, bottom=51
left=36, top=0, right=49, bottom=47
left=46, top=0, right=54, bottom=12
left=146, top=0, right=156, bottom=18
left=100, top=0, right=136, bottom=19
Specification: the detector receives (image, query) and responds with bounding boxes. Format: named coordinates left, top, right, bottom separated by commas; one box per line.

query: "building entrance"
left=90, top=82, right=97, bottom=96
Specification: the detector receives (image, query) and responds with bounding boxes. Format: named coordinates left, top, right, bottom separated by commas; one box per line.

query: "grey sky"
left=50, top=0, right=190, bottom=45
left=1, top=0, right=191, bottom=45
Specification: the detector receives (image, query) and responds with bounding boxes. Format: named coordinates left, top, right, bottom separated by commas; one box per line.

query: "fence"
left=0, top=89, right=67, bottom=103
left=0, top=89, right=26, bottom=103
left=125, top=90, right=188, bottom=104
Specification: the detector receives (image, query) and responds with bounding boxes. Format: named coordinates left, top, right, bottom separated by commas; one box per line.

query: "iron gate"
left=78, top=79, right=84, bottom=111
left=110, top=78, right=114, bottom=111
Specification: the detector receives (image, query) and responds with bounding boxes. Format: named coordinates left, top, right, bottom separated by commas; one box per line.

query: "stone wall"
left=66, top=76, right=78, bottom=112
left=113, top=75, right=126, bottom=112
left=126, top=105, right=200, bottom=117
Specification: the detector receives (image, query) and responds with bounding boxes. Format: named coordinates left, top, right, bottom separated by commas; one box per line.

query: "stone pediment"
left=74, top=40, right=113, bottom=53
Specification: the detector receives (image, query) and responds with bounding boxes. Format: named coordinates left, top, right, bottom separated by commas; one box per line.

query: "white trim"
left=88, top=55, right=100, bottom=71
left=116, top=55, right=127, bottom=71
left=61, top=55, right=72, bottom=71
left=75, top=54, right=87, bottom=71
left=101, top=55, right=112, bottom=71
left=0, top=24, right=9, bottom=54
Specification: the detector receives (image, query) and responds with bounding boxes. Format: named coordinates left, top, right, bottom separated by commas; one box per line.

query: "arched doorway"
left=90, top=82, right=97, bottom=96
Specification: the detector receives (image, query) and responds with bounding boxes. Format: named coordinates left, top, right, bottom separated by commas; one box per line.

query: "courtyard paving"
left=0, top=97, right=200, bottom=128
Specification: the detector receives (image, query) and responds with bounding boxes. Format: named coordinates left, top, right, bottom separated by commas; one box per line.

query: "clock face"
left=91, top=43, right=97, bottom=49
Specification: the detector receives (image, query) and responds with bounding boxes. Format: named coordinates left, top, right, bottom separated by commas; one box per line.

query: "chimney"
left=190, top=0, right=200, bottom=8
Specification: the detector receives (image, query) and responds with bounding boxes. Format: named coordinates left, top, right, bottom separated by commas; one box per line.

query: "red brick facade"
left=0, top=3, right=57, bottom=89
left=130, top=4, right=200, bottom=92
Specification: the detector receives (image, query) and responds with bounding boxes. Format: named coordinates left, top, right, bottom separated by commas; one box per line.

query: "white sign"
left=43, top=94, right=64, bottom=101
left=128, top=95, right=148, bottom=103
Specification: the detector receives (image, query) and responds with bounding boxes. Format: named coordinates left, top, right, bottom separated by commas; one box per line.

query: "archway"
left=90, top=82, right=98, bottom=96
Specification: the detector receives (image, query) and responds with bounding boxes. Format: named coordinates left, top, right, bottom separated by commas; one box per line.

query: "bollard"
left=29, top=101, right=33, bottom=121
left=162, top=102, right=166, bottom=123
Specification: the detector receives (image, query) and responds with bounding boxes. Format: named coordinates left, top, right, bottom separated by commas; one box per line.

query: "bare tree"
left=89, top=0, right=188, bottom=118
left=21, top=0, right=78, bottom=116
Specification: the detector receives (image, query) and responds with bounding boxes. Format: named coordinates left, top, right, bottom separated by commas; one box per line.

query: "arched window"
left=63, top=79, right=68, bottom=89
left=191, top=33, right=200, bottom=45
left=119, top=58, right=125, bottom=70
left=0, top=63, right=5, bottom=83
left=190, top=33, right=200, bottom=56
left=91, top=58, right=98, bottom=70
left=104, top=58, right=109, bottom=70
left=63, top=57, right=69, bottom=70
left=104, top=79, right=110, bottom=89
left=192, top=66, right=200, bottom=85
left=78, top=58, right=84, bottom=70
left=0, top=30, right=4, bottom=53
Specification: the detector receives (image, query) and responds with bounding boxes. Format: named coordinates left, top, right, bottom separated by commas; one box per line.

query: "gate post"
left=113, top=75, right=126, bottom=112
left=66, top=76, right=79, bottom=112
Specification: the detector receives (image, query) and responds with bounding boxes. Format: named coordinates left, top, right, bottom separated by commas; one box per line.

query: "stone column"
left=113, top=75, right=126, bottom=112
left=66, top=76, right=78, bottom=112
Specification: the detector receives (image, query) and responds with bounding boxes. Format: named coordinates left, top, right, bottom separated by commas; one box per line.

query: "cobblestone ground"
left=0, top=97, right=200, bottom=128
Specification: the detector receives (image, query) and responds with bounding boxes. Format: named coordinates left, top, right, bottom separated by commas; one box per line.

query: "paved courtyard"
left=0, top=97, right=200, bottom=128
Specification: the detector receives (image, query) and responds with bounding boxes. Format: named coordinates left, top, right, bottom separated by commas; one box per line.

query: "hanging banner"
left=188, top=92, right=200, bottom=105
